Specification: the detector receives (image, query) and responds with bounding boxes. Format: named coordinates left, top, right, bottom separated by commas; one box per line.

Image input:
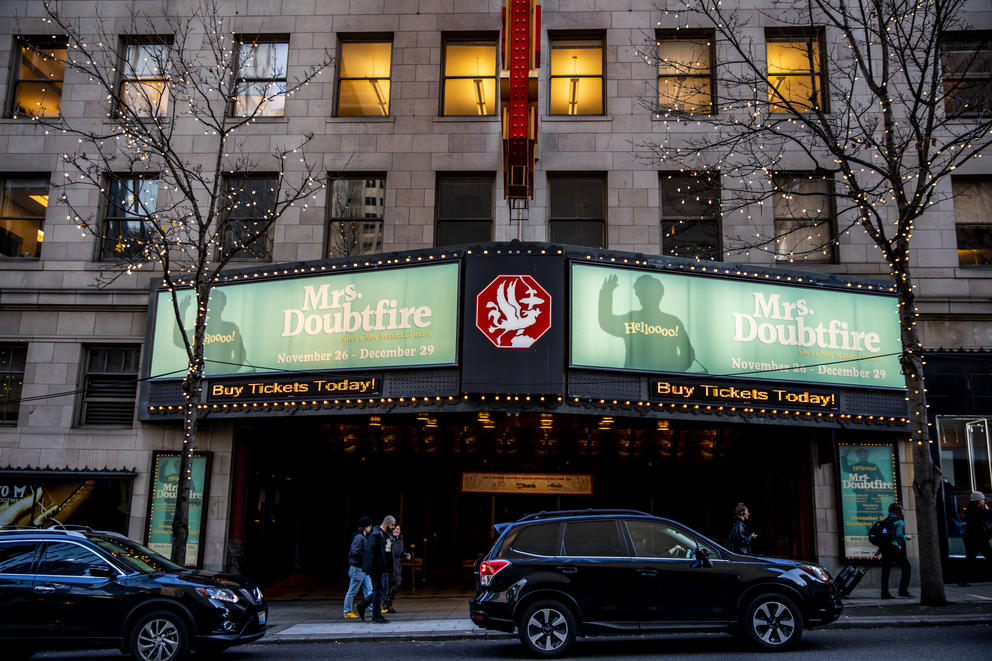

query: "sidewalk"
left=261, top=582, right=992, bottom=644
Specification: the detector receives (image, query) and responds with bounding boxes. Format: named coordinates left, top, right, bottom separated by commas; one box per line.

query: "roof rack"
left=516, top=509, right=651, bottom=522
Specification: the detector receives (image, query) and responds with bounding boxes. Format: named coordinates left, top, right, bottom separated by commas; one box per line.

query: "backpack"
left=867, top=518, right=895, bottom=546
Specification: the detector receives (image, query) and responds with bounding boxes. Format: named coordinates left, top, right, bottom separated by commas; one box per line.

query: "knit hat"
left=971, top=491, right=986, bottom=502
left=357, top=516, right=374, bottom=528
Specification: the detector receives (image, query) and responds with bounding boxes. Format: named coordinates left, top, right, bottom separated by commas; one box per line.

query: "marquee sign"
left=650, top=377, right=841, bottom=411
left=206, top=374, right=380, bottom=402
left=475, top=274, right=552, bottom=348
left=461, top=472, right=592, bottom=495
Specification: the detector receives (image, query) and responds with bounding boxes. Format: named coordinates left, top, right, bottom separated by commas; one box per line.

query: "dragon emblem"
left=486, top=277, right=546, bottom=347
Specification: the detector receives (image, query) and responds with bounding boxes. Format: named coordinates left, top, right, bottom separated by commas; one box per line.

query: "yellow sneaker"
left=344, top=611, right=360, bottom=619
left=381, top=609, right=389, bottom=615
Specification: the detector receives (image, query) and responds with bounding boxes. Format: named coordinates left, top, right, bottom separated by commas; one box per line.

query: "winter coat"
left=391, top=535, right=406, bottom=578
left=964, top=502, right=992, bottom=544
left=362, top=525, right=388, bottom=576
left=348, top=530, right=367, bottom=567
left=727, top=518, right=752, bottom=555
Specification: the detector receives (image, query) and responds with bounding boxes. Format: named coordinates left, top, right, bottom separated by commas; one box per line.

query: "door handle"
left=34, top=585, right=56, bottom=593
left=555, top=566, right=578, bottom=574
left=637, top=568, right=658, bottom=577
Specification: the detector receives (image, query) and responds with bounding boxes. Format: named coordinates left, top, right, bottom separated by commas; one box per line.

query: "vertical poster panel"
left=145, top=452, right=211, bottom=567
left=838, top=442, right=898, bottom=559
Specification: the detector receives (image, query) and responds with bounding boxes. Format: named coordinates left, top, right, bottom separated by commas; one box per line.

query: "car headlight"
left=196, top=587, right=239, bottom=603
left=799, top=565, right=831, bottom=582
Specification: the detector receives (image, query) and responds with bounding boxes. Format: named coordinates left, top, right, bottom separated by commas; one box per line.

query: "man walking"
left=880, top=503, right=913, bottom=599
left=343, top=516, right=373, bottom=619
left=357, top=515, right=395, bottom=623
left=383, top=523, right=410, bottom=613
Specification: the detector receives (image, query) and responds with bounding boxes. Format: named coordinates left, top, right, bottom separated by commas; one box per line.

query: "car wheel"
left=129, top=610, right=190, bottom=661
left=518, top=599, right=577, bottom=657
left=743, top=593, right=803, bottom=651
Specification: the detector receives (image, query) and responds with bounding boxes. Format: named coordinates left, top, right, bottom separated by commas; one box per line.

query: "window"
left=562, top=520, right=624, bottom=557
left=442, top=38, right=498, bottom=116
left=503, top=523, right=562, bottom=558
left=79, top=346, right=139, bottom=426
left=626, top=520, right=716, bottom=559
left=233, top=36, right=289, bottom=117
left=766, top=31, right=825, bottom=113
left=39, top=542, right=113, bottom=577
left=549, top=36, right=604, bottom=115
left=549, top=174, right=605, bottom=248
left=100, top=177, right=158, bottom=261
left=772, top=174, right=835, bottom=262
left=0, top=346, right=27, bottom=426
left=120, top=38, right=170, bottom=117
left=660, top=172, right=721, bottom=259
left=657, top=31, right=714, bottom=114
left=10, top=36, right=66, bottom=118
left=337, top=39, right=392, bottom=116
left=942, top=32, right=992, bottom=118
left=436, top=174, right=493, bottom=246
left=0, top=177, right=49, bottom=258
left=952, top=178, right=992, bottom=266
left=221, top=176, right=276, bottom=261
left=327, top=176, right=385, bottom=256
left=0, top=542, right=37, bottom=574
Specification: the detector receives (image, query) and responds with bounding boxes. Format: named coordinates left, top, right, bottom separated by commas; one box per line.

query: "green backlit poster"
left=149, top=262, right=459, bottom=378
left=570, top=263, right=903, bottom=388
left=146, top=452, right=209, bottom=567
left=838, top=443, right=898, bottom=559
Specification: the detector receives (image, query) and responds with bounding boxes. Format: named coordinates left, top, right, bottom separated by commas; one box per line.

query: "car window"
left=626, top=520, right=717, bottom=559
left=563, top=519, right=624, bottom=557
left=503, top=523, right=560, bottom=557
left=0, top=541, right=38, bottom=574
left=39, top=541, right=114, bottom=576
left=89, top=535, right=182, bottom=573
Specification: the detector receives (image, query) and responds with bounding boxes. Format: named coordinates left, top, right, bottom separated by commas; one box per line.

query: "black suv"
left=470, top=510, right=841, bottom=656
left=0, top=527, right=266, bottom=661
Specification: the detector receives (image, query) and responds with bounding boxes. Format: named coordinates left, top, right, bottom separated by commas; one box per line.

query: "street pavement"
left=261, top=581, right=992, bottom=644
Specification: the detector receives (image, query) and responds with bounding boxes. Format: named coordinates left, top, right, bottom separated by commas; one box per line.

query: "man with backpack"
left=343, top=516, right=374, bottom=619
left=876, top=502, right=913, bottom=599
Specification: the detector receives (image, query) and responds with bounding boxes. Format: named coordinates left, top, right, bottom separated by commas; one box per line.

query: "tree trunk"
left=171, top=370, right=203, bottom=565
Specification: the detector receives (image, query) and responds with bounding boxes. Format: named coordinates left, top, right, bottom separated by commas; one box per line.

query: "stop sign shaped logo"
left=476, top=274, right=552, bottom=348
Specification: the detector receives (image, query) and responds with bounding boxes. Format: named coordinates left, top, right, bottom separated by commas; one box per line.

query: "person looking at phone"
left=727, top=502, right=758, bottom=555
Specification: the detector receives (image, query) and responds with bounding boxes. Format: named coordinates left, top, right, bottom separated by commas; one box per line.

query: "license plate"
left=258, top=611, right=267, bottom=625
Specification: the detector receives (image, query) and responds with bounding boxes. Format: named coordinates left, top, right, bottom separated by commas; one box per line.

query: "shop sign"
left=146, top=452, right=211, bottom=567
left=649, top=377, right=840, bottom=411
left=148, top=262, right=459, bottom=379
left=570, top=263, right=903, bottom=389
left=837, top=442, right=898, bottom=560
left=206, top=374, right=380, bottom=401
left=461, top=472, right=593, bottom=495
left=475, top=274, right=552, bottom=348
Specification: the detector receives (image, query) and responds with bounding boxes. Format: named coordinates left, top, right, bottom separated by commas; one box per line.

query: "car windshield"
left=89, top=536, right=183, bottom=573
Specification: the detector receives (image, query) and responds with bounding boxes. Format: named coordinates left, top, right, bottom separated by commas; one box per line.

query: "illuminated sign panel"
left=571, top=263, right=903, bottom=389
left=206, top=375, right=380, bottom=402
left=149, top=263, right=459, bottom=378
left=650, top=377, right=840, bottom=411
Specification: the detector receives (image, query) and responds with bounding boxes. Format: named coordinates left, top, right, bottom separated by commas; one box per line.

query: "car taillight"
left=478, top=559, right=510, bottom=586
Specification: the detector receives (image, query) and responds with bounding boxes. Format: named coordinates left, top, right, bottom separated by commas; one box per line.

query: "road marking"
left=966, top=594, right=992, bottom=600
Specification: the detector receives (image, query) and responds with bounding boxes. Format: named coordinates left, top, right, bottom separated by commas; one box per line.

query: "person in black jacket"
left=727, top=502, right=758, bottom=555
left=356, top=515, right=396, bottom=623
left=383, top=523, right=411, bottom=613
left=343, top=516, right=373, bottom=619
left=963, top=491, right=992, bottom=583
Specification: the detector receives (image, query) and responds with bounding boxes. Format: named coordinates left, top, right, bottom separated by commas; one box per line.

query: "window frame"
left=99, top=174, right=159, bottom=262
left=0, top=345, right=27, bottom=427
left=0, top=541, right=39, bottom=575
left=435, top=173, right=495, bottom=247
left=772, top=172, right=837, bottom=263
left=9, top=35, right=67, bottom=119
left=119, top=36, right=172, bottom=118
left=219, top=174, right=278, bottom=262
left=326, top=173, right=386, bottom=257
left=561, top=519, right=627, bottom=558
left=660, top=171, right=722, bottom=260
left=951, top=176, right=992, bottom=266
left=765, top=28, right=828, bottom=114
left=656, top=29, right=716, bottom=116
left=941, top=31, right=992, bottom=119
left=231, top=34, right=290, bottom=118
left=335, top=34, right=394, bottom=117
left=0, top=175, right=50, bottom=259
left=38, top=541, right=122, bottom=578
left=440, top=34, right=499, bottom=117
left=77, top=345, right=140, bottom=428
left=548, top=32, right=606, bottom=116
left=548, top=172, right=607, bottom=249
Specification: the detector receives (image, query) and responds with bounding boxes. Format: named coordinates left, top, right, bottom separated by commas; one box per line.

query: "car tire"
left=742, top=593, right=803, bottom=651
left=518, top=599, right=577, bottom=658
left=129, top=610, right=190, bottom=661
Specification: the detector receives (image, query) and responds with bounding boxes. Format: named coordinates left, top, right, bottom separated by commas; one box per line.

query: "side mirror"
left=87, top=565, right=118, bottom=579
left=691, top=547, right=713, bottom=569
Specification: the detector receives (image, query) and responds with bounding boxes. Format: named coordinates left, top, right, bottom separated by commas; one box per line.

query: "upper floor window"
left=327, top=175, right=385, bottom=256
left=766, top=30, right=825, bottom=113
left=660, top=172, right=721, bottom=260
left=549, top=173, right=605, bottom=248
left=337, top=39, right=392, bottom=117
left=10, top=36, right=66, bottom=118
left=657, top=31, right=714, bottom=115
left=772, top=174, right=835, bottom=262
left=442, top=38, right=498, bottom=116
left=100, top=176, right=158, bottom=261
left=549, top=36, right=604, bottom=115
left=79, top=346, right=139, bottom=427
left=0, top=345, right=27, bottom=426
left=121, top=38, right=171, bottom=117
left=221, top=175, right=276, bottom=261
left=0, top=176, right=49, bottom=258
left=951, top=178, right=992, bottom=266
left=436, top=174, right=493, bottom=247
left=941, top=32, right=992, bottom=118
left=233, top=36, right=289, bottom=117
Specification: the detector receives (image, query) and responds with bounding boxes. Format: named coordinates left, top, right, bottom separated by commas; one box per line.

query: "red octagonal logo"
left=476, top=274, right=552, bottom=349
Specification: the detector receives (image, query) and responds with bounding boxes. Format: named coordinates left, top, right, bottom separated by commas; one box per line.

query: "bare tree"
left=25, top=0, right=332, bottom=564
left=637, top=0, right=992, bottom=604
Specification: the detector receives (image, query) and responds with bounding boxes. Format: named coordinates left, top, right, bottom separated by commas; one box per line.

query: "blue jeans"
left=343, top=565, right=372, bottom=614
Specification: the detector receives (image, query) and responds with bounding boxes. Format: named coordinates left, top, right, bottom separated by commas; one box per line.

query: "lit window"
left=766, top=32, right=825, bottom=113
left=79, top=346, right=139, bottom=426
left=657, top=32, right=714, bottom=114
left=233, top=37, right=289, bottom=117
left=549, top=174, right=605, bottom=248
left=442, top=39, right=497, bottom=116
left=549, top=37, right=604, bottom=115
left=660, top=173, right=721, bottom=260
left=221, top=176, right=276, bottom=261
left=337, top=40, right=392, bottom=116
left=121, top=40, right=171, bottom=117
left=941, top=32, right=992, bottom=118
left=951, top=178, right=992, bottom=266
left=0, top=345, right=27, bottom=426
left=773, top=174, right=835, bottom=262
left=327, top=176, right=385, bottom=256
left=436, top=175, right=493, bottom=247
left=101, top=177, right=158, bottom=261
left=0, top=177, right=49, bottom=258
left=10, top=36, right=66, bottom=118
